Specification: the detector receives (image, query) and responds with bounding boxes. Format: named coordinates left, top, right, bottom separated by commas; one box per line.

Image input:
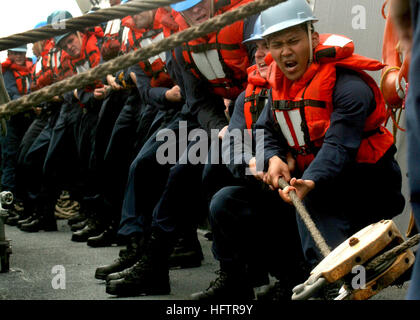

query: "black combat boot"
left=5, top=214, right=21, bottom=226
left=257, top=257, right=312, bottom=300
left=71, top=216, right=103, bottom=242
left=169, top=232, right=204, bottom=269
left=95, top=234, right=143, bottom=280
left=106, top=265, right=134, bottom=282
left=7, top=201, right=30, bottom=226
left=20, top=202, right=57, bottom=232
left=17, top=215, right=36, bottom=228
left=20, top=217, right=57, bottom=232
left=191, top=268, right=255, bottom=301
left=256, top=280, right=294, bottom=301
left=105, top=228, right=172, bottom=296
left=4, top=201, right=25, bottom=226
left=70, top=219, right=87, bottom=231
left=87, top=221, right=124, bottom=247
left=67, top=211, right=86, bottom=226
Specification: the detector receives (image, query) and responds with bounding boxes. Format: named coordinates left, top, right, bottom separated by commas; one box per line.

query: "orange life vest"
left=380, top=0, right=410, bottom=108
left=64, top=33, right=103, bottom=95
left=1, top=58, right=33, bottom=95
left=84, top=26, right=104, bottom=41
left=156, top=7, right=179, bottom=38
left=268, top=34, right=394, bottom=171
left=244, top=64, right=270, bottom=133
left=176, top=0, right=253, bottom=99
left=40, top=46, right=73, bottom=87
left=101, top=17, right=131, bottom=60
left=31, top=39, right=56, bottom=91
left=66, top=33, right=101, bottom=74
left=124, top=13, right=174, bottom=88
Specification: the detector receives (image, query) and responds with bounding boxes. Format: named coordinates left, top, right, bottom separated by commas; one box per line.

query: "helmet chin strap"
left=307, top=21, right=313, bottom=65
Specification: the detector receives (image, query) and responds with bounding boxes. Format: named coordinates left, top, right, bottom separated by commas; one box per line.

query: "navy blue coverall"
left=1, top=69, right=33, bottom=198
left=117, top=51, right=187, bottom=237
left=150, top=16, right=258, bottom=244
left=256, top=68, right=405, bottom=267
left=208, top=90, right=307, bottom=288
left=98, top=62, right=178, bottom=230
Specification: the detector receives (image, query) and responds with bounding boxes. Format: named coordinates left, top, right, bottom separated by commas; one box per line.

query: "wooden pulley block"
left=348, top=249, right=414, bottom=300
left=292, top=220, right=416, bottom=300
left=310, top=220, right=405, bottom=284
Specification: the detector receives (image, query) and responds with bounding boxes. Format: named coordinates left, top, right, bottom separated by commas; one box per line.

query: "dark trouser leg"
left=1, top=113, right=33, bottom=196
left=202, top=139, right=239, bottom=205
left=22, top=110, right=59, bottom=220
left=94, top=90, right=130, bottom=168
left=77, top=106, right=101, bottom=214
left=101, top=99, right=145, bottom=229
left=151, top=153, right=206, bottom=268
left=15, top=115, right=49, bottom=204
left=41, top=103, right=82, bottom=222
left=116, top=114, right=183, bottom=237
left=210, top=185, right=305, bottom=285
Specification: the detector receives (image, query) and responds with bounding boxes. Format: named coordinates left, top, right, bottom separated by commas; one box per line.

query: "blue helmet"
left=34, top=21, right=47, bottom=29
left=47, top=10, right=72, bottom=25
left=261, top=0, right=318, bottom=38
left=170, top=0, right=202, bottom=12
left=243, top=15, right=263, bottom=44
left=47, top=11, right=73, bottom=46
left=9, top=44, right=27, bottom=53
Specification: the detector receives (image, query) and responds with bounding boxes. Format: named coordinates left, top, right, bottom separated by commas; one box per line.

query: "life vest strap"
left=272, top=99, right=326, bottom=111
left=215, top=0, right=231, bottom=11
left=361, top=127, right=382, bottom=139
left=183, top=42, right=240, bottom=54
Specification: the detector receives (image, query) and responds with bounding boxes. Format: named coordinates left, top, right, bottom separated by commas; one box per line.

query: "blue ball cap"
left=54, top=33, right=71, bottom=46
left=170, top=0, right=203, bottom=12
left=9, top=44, right=27, bottom=53
left=47, top=10, right=73, bottom=46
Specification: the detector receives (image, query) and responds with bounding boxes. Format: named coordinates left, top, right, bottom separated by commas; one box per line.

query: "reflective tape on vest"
left=274, top=109, right=305, bottom=147
left=50, top=53, right=56, bottom=70
left=139, top=32, right=166, bottom=64
left=323, top=34, right=352, bottom=48
left=25, top=77, right=30, bottom=93
left=75, top=60, right=90, bottom=74
left=105, top=19, right=121, bottom=36
left=191, top=49, right=226, bottom=81
left=35, top=58, right=43, bottom=74
left=121, top=27, right=130, bottom=49
left=51, top=51, right=62, bottom=70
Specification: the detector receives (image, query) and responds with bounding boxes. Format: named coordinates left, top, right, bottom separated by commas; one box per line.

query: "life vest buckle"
left=293, top=145, right=312, bottom=156
left=273, top=100, right=294, bottom=111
